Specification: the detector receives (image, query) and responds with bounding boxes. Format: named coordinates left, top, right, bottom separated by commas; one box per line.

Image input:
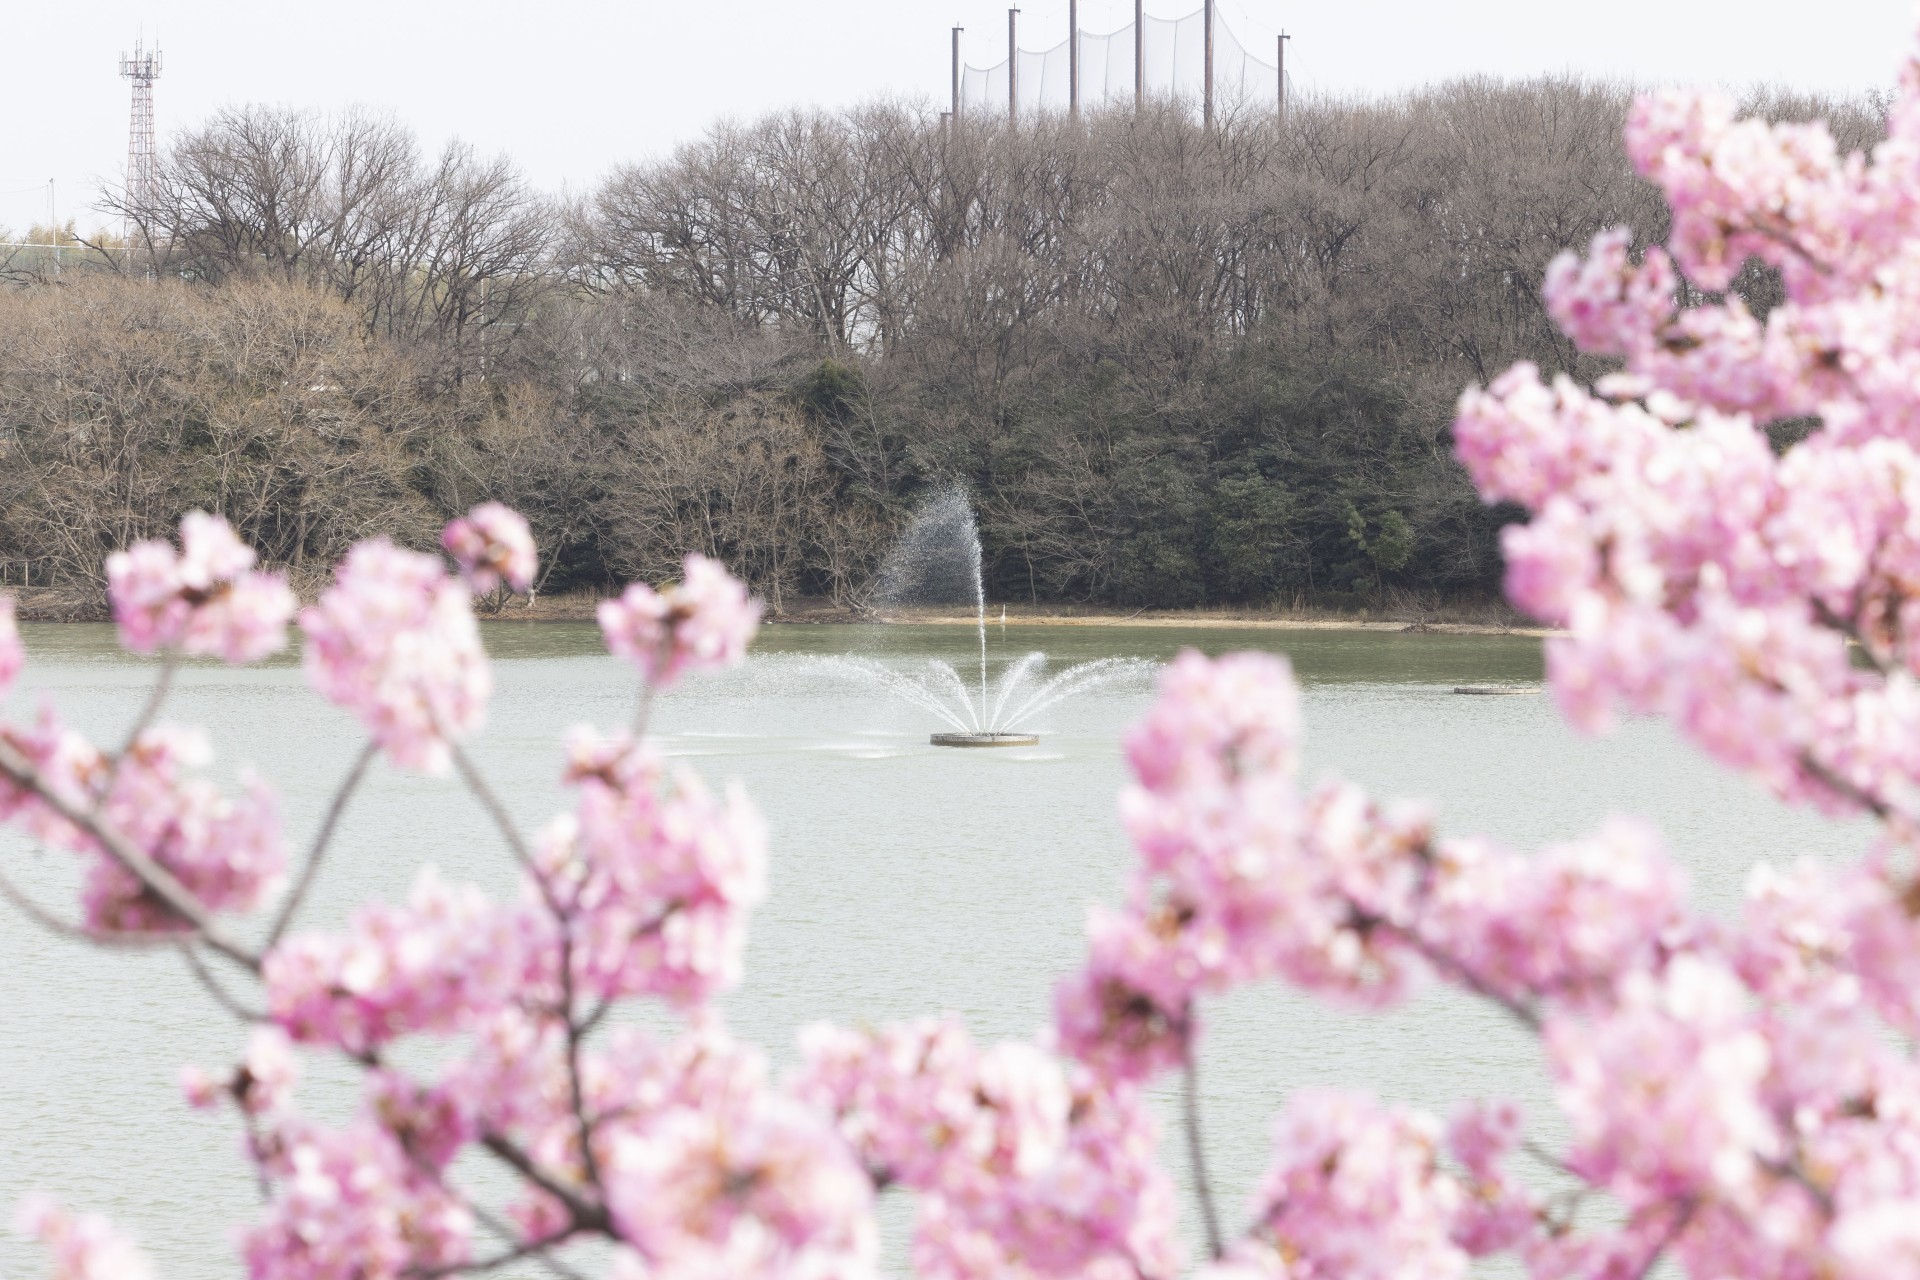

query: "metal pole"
left=1134, top=0, right=1144, bottom=107
left=1277, top=32, right=1289, bottom=128
left=1008, top=7, right=1018, bottom=124
left=953, top=26, right=963, bottom=120
left=1069, top=0, right=1079, bottom=120
left=1203, top=0, right=1214, bottom=129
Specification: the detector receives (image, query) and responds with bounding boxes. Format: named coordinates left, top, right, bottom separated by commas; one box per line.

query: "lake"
left=0, top=621, right=1869, bottom=1278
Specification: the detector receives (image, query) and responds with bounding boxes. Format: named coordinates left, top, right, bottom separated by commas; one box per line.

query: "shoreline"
left=815, top=612, right=1555, bottom=638
left=6, top=586, right=1552, bottom=639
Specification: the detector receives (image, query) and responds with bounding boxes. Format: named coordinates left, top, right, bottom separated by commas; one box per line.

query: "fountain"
left=835, top=488, right=1151, bottom=747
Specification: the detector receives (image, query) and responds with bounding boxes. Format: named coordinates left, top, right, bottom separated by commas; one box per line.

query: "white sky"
left=0, top=0, right=1913, bottom=234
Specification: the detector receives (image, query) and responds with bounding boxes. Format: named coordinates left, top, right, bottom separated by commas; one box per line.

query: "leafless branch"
left=264, top=740, right=379, bottom=949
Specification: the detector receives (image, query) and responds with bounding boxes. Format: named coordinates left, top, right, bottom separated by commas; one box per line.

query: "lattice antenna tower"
left=119, top=36, right=162, bottom=260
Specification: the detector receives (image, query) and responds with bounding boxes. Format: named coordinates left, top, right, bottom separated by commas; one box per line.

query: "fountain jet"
left=849, top=487, right=1149, bottom=746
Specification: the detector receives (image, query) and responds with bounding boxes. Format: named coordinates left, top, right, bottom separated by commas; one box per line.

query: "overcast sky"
left=0, top=0, right=1912, bottom=234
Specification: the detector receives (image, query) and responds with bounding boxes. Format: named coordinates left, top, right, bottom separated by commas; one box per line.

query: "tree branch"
left=446, top=741, right=536, bottom=872
left=1181, top=1030, right=1225, bottom=1262
left=1798, top=751, right=1894, bottom=823
left=0, top=862, right=178, bottom=948
left=479, top=1133, right=609, bottom=1235
left=407, top=1228, right=584, bottom=1279
left=116, top=650, right=181, bottom=762
left=264, top=740, right=378, bottom=949
left=177, top=940, right=268, bottom=1022
left=0, top=738, right=259, bottom=970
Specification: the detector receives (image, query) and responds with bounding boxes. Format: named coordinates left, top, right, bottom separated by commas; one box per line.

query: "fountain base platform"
left=931, top=732, right=1039, bottom=748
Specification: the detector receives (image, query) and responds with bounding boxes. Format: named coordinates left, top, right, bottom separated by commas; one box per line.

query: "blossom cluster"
left=1452, top=57, right=1920, bottom=819
left=442, top=503, right=537, bottom=596
left=299, top=540, right=492, bottom=772
left=0, top=711, right=283, bottom=933
left=598, top=552, right=763, bottom=689
left=544, top=727, right=768, bottom=1008
left=796, top=1017, right=1180, bottom=1280
left=105, top=512, right=296, bottom=662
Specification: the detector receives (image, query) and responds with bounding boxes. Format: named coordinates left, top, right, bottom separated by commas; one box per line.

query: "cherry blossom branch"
left=1627, top=1199, right=1698, bottom=1280
left=0, top=863, right=179, bottom=949
left=556, top=922, right=607, bottom=1193
left=1180, top=1031, right=1225, bottom=1262
left=408, top=1228, right=584, bottom=1279
left=264, top=740, right=378, bottom=949
left=478, top=1132, right=610, bottom=1234
left=446, top=740, right=539, bottom=875
left=1810, top=597, right=1892, bottom=677
left=115, top=649, right=180, bottom=761
left=1521, top=1139, right=1576, bottom=1177
left=1798, top=752, right=1894, bottom=823
left=177, top=940, right=267, bottom=1023
left=461, top=1203, right=592, bottom=1280
left=0, top=737, right=259, bottom=970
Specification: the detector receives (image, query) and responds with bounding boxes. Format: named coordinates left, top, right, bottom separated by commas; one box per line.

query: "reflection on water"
left=0, top=622, right=1867, bottom=1278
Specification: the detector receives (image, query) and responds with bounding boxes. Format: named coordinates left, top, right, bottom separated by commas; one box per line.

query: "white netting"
left=1076, top=27, right=1135, bottom=102
left=1216, top=17, right=1281, bottom=108
left=956, top=6, right=1282, bottom=118
left=1138, top=11, right=1205, bottom=101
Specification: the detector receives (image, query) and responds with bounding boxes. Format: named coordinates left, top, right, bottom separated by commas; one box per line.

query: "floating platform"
left=1452, top=684, right=1538, bottom=696
left=931, top=732, right=1040, bottom=748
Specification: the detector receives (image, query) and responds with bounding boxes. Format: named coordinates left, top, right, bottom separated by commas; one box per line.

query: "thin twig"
left=1521, top=1139, right=1576, bottom=1177
left=1627, top=1199, right=1698, bottom=1280
left=558, top=924, right=606, bottom=1192
left=479, top=1133, right=609, bottom=1233
left=1810, top=597, right=1892, bottom=676
left=408, top=1228, right=584, bottom=1279
left=264, top=741, right=378, bottom=949
left=446, top=742, right=536, bottom=871
left=177, top=940, right=267, bottom=1022
left=1181, top=1033, right=1225, bottom=1262
left=576, top=993, right=617, bottom=1038
left=1799, top=751, right=1895, bottom=823
left=1396, top=927, right=1542, bottom=1031
left=116, top=650, right=180, bottom=761
left=0, top=739, right=259, bottom=970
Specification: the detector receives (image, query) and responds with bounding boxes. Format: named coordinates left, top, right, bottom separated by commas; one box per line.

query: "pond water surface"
left=0, top=622, right=1869, bottom=1277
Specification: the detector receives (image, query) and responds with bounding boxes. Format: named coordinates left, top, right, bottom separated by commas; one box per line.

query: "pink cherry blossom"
left=1417, top=819, right=1688, bottom=1007
left=603, top=1076, right=877, bottom=1279
left=1548, top=954, right=1779, bottom=1206
left=299, top=540, right=491, bottom=772
left=242, top=1119, right=472, bottom=1280
left=105, top=512, right=295, bottom=662
left=263, top=868, right=543, bottom=1052
left=1218, top=1091, right=1469, bottom=1280
left=0, top=706, right=106, bottom=850
left=597, top=553, right=762, bottom=688
left=441, top=503, right=537, bottom=595
left=1443, top=1101, right=1537, bottom=1256
left=1124, top=649, right=1299, bottom=797
left=0, top=714, right=283, bottom=933
left=14, top=1197, right=154, bottom=1280
left=181, top=1026, right=300, bottom=1117
left=1052, top=907, right=1192, bottom=1083
left=543, top=726, right=766, bottom=1009
left=83, top=727, right=285, bottom=932
left=795, top=1018, right=1178, bottom=1279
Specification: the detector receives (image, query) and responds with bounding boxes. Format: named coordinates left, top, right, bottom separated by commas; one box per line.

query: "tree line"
left=0, top=83, right=1888, bottom=611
